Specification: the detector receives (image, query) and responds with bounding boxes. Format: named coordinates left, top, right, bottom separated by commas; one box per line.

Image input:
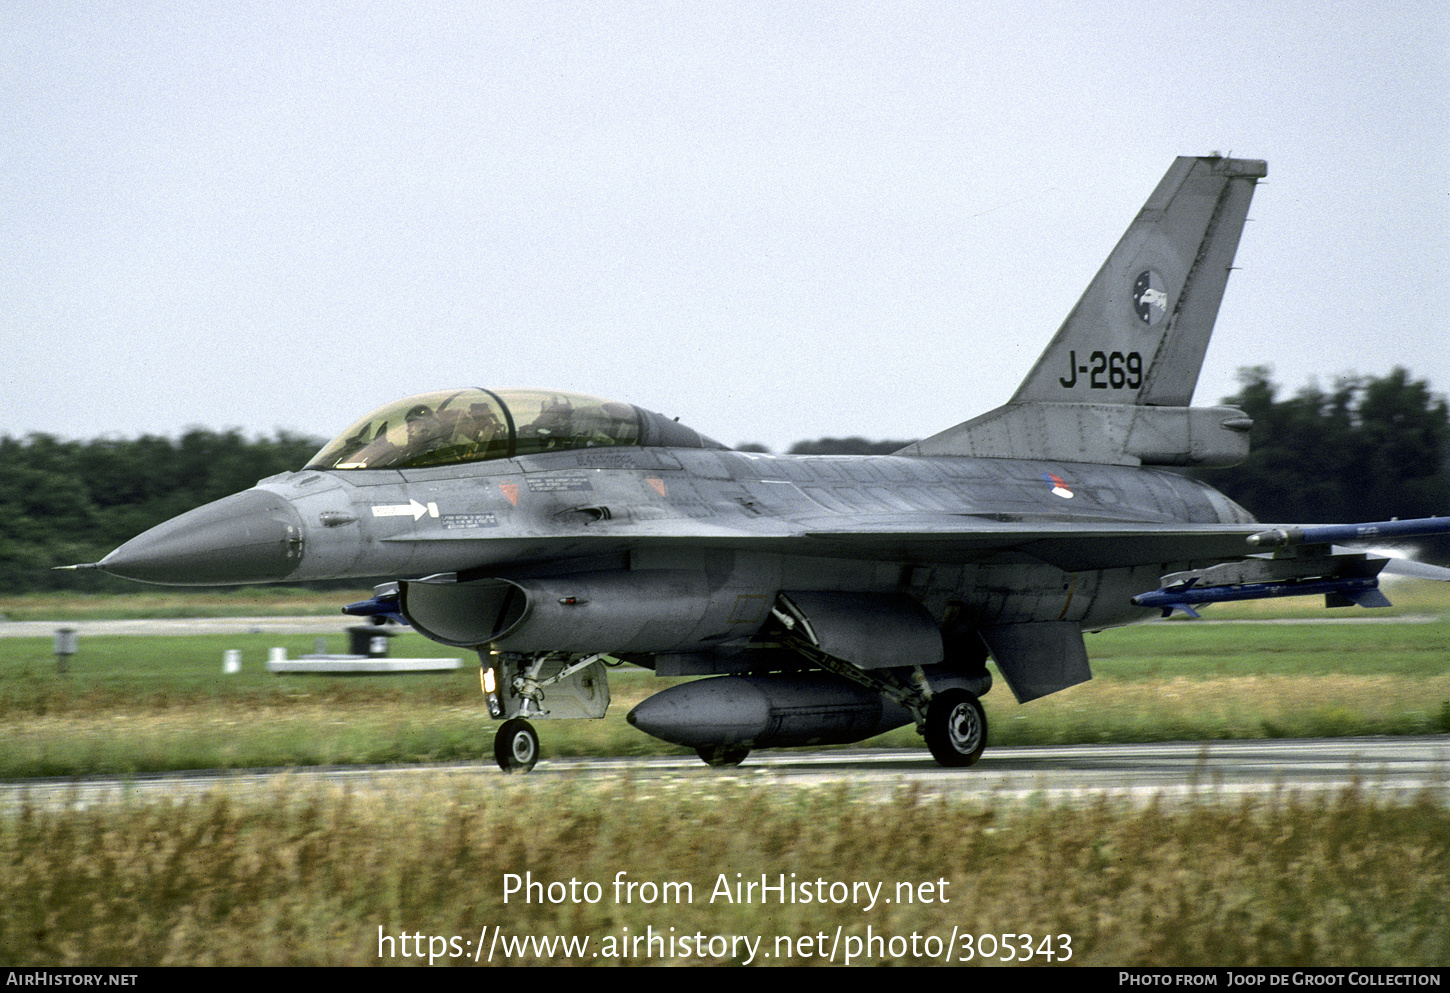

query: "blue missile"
left=1131, top=575, right=1391, bottom=618
left=342, top=593, right=408, bottom=626
left=1246, top=516, right=1450, bottom=548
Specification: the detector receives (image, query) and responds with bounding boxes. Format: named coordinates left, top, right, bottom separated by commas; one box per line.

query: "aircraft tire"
left=925, top=689, right=987, bottom=768
left=494, top=718, right=539, bottom=773
left=696, top=745, right=750, bottom=767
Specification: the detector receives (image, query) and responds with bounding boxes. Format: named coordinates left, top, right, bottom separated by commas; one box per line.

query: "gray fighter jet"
left=85, top=155, right=1450, bottom=772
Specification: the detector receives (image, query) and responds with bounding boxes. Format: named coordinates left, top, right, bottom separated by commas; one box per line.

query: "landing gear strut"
left=494, top=718, right=539, bottom=773
left=924, top=689, right=987, bottom=767
left=482, top=651, right=614, bottom=774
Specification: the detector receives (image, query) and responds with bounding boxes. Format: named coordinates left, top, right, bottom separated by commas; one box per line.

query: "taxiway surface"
left=4, top=738, right=1445, bottom=812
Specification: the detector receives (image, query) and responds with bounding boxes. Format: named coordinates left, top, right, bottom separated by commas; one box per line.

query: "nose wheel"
left=494, top=718, right=540, bottom=773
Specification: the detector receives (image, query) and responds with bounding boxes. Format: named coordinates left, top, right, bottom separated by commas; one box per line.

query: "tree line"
left=1, top=430, right=322, bottom=591
left=4, top=368, right=1448, bottom=592
left=1190, top=366, right=1450, bottom=528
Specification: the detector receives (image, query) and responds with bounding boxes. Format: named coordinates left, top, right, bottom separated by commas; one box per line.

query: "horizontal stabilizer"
left=897, top=402, right=1252, bottom=466
left=1375, top=556, right=1450, bottom=582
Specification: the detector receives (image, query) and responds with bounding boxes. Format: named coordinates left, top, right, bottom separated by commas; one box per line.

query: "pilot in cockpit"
left=519, top=396, right=575, bottom=449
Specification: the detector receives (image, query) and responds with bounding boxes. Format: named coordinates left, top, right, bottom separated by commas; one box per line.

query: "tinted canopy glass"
left=307, top=388, right=643, bottom=470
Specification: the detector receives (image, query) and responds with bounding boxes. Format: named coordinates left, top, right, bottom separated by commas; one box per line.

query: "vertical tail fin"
left=899, top=155, right=1265, bottom=467
left=1012, top=154, right=1266, bottom=406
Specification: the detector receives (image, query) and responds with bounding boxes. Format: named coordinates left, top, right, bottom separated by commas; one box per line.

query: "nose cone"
left=100, top=489, right=305, bottom=585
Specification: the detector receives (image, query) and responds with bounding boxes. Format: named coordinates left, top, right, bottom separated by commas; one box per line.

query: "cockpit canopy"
left=306, top=388, right=724, bottom=471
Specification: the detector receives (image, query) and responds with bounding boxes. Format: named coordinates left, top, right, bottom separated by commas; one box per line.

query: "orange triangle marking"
left=499, top=482, right=519, bottom=506
left=646, top=477, right=668, bottom=497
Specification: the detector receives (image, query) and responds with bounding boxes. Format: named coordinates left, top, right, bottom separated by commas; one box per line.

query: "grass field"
left=3, top=774, right=1447, bottom=966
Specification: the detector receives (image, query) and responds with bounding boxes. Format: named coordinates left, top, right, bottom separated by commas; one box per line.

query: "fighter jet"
left=84, top=155, right=1450, bottom=772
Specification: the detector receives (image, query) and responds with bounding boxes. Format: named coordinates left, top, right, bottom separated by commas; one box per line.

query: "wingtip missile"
left=1248, top=516, right=1450, bottom=548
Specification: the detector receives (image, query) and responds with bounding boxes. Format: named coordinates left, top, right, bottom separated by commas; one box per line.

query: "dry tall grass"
left=3, top=777, right=1446, bottom=966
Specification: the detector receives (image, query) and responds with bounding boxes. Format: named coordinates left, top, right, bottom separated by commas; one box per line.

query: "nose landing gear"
left=494, top=718, right=539, bottom=773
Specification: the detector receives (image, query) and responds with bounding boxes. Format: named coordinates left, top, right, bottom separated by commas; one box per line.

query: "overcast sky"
left=4, top=1, right=1446, bottom=453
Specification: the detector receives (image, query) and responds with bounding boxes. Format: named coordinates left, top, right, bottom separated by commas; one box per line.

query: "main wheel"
left=696, top=744, right=750, bottom=767
left=925, top=690, right=987, bottom=767
left=494, top=718, right=539, bottom=773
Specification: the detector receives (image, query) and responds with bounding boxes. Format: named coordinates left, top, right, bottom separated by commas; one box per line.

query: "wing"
left=404, top=511, right=1450, bottom=596
left=797, top=516, right=1264, bottom=570
left=801, top=514, right=1450, bottom=613
left=398, top=513, right=1263, bottom=570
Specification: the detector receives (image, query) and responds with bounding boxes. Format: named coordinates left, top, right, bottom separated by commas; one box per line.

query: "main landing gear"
left=771, top=613, right=991, bottom=768
left=696, top=744, right=750, bottom=767
left=494, top=718, right=539, bottom=773
left=924, top=689, right=987, bottom=767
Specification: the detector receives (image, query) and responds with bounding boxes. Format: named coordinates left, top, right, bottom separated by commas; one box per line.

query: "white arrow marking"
left=371, top=500, right=435, bottom=521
